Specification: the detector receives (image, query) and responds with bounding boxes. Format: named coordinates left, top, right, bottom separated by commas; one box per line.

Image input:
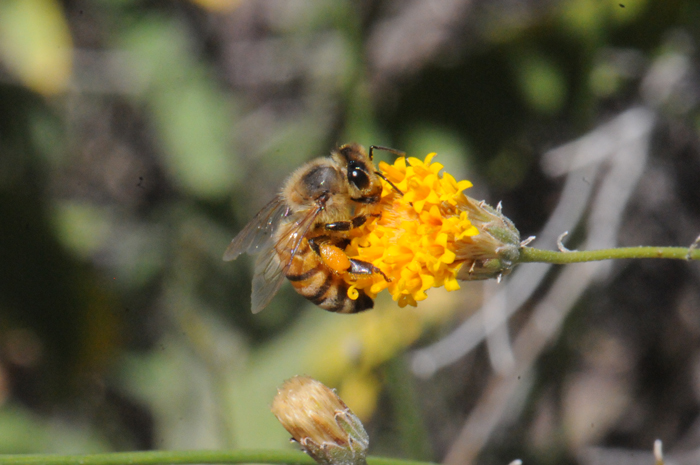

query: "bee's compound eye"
left=348, top=163, right=370, bottom=190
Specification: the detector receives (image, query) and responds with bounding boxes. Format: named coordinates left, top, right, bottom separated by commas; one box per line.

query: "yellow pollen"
left=347, top=284, right=360, bottom=301
left=343, top=153, right=479, bottom=307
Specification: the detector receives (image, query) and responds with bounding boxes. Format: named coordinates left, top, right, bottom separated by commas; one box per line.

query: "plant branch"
left=0, top=450, right=438, bottom=465
left=518, top=246, right=700, bottom=264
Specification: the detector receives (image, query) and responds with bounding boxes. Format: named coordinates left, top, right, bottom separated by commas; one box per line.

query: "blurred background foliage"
left=1, top=0, right=700, bottom=464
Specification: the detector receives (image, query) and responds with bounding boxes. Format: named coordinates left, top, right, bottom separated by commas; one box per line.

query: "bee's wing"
left=249, top=205, right=322, bottom=314
left=223, top=196, right=290, bottom=262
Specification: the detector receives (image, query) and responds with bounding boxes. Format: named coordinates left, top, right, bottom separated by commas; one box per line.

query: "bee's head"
left=333, top=143, right=382, bottom=204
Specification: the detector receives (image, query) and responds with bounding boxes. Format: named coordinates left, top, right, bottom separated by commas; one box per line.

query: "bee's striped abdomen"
left=283, top=241, right=374, bottom=314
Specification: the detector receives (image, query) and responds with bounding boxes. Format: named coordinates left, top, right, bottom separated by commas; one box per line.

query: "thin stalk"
left=519, top=246, right=700, bottom=264
left=0, top=450, right=438, bottom=465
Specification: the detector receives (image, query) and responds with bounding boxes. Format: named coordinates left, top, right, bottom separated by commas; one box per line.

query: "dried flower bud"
left=272, top=376, right=369, bottom=465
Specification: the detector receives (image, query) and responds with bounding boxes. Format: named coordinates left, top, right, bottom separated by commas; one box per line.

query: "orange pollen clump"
left=319, top=242, right=352, bottom=273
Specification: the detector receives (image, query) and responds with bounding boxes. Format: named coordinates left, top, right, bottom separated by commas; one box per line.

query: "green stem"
left=519, top=246, right=700, bottom=264
left=0, top=450, right=438, bottom=465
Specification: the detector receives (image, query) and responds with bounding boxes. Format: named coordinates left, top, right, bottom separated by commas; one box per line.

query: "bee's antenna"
left=369, top=145, right=405, bottom=195
left=376, top=172, right=404, bottom=196
left=369, top=145, right=405, bottom=160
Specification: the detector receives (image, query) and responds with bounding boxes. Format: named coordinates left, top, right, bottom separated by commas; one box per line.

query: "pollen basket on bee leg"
left=319, top=243, right=352, bottom=273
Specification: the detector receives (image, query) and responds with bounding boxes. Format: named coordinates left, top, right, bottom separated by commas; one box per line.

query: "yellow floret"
left=344, top=152, right=522, bottom=307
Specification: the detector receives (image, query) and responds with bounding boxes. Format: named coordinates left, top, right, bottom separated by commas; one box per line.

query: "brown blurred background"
left=1, top=1, right=700, bottom=464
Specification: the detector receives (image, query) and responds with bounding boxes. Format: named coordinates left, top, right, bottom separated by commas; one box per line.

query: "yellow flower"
left=344, top=153, right=521, bottom=307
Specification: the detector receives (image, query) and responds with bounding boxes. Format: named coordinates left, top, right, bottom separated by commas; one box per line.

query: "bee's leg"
left=308, top=235, right=329, bottom=255
left=308, top=236, right=351, bottom=273
left=324, top=213, right=380, bottom=231
left=348, top=259, right=391, bottom=282
left=309, top=236, right=390, bottom=281
left=324, top=215, right=368, bottom=231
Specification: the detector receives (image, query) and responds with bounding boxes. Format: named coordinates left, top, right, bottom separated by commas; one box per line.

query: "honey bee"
left=223, top=143, right=403, bottom=314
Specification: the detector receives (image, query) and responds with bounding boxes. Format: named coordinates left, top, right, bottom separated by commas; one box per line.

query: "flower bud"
left=271, top=376, right=369, bottom=465
left=453, top=196, right=521, bottom=281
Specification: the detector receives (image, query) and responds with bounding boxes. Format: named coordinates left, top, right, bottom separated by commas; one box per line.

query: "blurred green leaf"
left=0, top=404, right=109, bottom=453
left=511, top=49, right=567, bottom=115
left=610, top=0, right=649, bottom=23
left=487, top=147, right=531, bottom=190
left=0, top=0, right=72, bottom=95
left=188, top=0, right=242, bottom=13
left=119, top=338, right=227, bottom=449
left=121, top=17, right=239, bottom=199
left=558, top=0, right=608, bottom=39
left=559, top=0, right=649, bottom=38
left=51, top=202, right=112, bottom=260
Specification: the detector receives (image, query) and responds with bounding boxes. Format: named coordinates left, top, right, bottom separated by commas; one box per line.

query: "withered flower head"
left=272, top=376, right=369, bottom=465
